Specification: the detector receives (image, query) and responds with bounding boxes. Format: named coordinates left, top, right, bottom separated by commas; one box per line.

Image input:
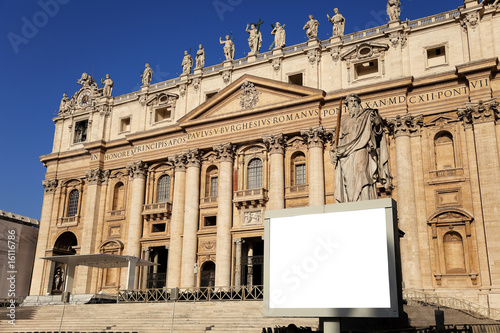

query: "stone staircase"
left=0, top=301, right=319, bottom=333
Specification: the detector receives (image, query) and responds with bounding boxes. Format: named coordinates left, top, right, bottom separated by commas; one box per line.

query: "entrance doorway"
left=241, top=237, right=264, bottom=286
left=51, top=232, right=77, bottom=294
left=200, top=261, right=216, bottom=287
left=146, top=246, right=168, bottom=289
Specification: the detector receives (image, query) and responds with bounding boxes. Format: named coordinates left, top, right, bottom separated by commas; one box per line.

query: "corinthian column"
left=214, top=143, right=235, bottom=287
left=166, top=154, right=187, bottom=289
left=125, top=161, right=147, bottom=258
left=458, top=100, right=500, bottom=292
left=30, top=179, right=58, bottom=295
left=180, top=149, right=202, bottom=288
left=263, top=134, right=286, bottom=210
left=76, top=168, right=109, bottom=293
left=301, top=127, right=326, bottom=206
left=387, top=114, right=423, bottom=290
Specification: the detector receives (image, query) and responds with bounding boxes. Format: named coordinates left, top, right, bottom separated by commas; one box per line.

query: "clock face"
left=78, top=90, right=92, bottom=107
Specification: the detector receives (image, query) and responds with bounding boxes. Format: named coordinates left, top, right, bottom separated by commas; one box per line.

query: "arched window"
left=157, top=175, right=171, bottom=203
left=205, top=165, right=218, bottom=197
left=112, top=182, right=125, bottom=211
left=434, top=131, right=455, bottom=170
left=67, top=189, right=79, bottom=217
left=443, top=231, right=466, bottom=274
left=247, top=158, right=263, bottom=189
left=291, top=152, right=306, bottom=186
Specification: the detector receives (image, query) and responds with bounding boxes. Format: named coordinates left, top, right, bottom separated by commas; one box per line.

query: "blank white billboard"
left=264, top=199, right=401, bottom=318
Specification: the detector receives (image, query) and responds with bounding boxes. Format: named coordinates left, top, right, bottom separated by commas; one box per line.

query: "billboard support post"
left=320, top=318, right=340, bottom=333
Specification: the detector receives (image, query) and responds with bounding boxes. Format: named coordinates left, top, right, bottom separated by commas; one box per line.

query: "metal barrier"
left=117, top=285, right=263, bottom=303
left=404, top=289, right=500, bottom=320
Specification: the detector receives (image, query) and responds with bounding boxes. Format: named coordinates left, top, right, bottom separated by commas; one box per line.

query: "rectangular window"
left=354, top=60, right=379, bottom=79
left=427, top=46, right=447, bottom=68
left=204, top=216, right=217, bottom=227
left=210, top=176, right=218, bottom=197
left=73, top=120, right=88, bottom=143
left=155, top=107, right=171, bottom=122
left=288, top=73, right=303, bottom=86
left=151, top=223, right=166, bottom=233
left=120, top=117, right=131, bottom=132
left=295, top=164, right=306, bottom=186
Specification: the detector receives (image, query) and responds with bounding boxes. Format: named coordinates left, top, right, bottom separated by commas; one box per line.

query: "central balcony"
left=142, top=202, right=172, bottom=221
left=233, top=188, right=268, bottom=208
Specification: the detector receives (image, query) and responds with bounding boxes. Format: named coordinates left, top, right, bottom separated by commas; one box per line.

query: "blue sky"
left=0, top=0, right=460, bottom=219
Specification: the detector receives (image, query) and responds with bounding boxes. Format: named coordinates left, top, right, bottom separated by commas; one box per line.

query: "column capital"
left=234, top=238, right=243, bottom=245
left=458, top=99, right=499, bottom=125
left=387, top=114, right=423, bottom=138
left=126, top=161, right=148, bottom=179
left=85, top=168, right=110, bottom=185
left=263, top=134, right=286, bottom=155
left=185, top=148, right=203, bottom=168
left=300, top=126, right=327, bottom=148
left=42, top=179, right=58, bottom=193
left=169, top=153, right=187, bottom=172
left=214, top=142, right=235, bottom=162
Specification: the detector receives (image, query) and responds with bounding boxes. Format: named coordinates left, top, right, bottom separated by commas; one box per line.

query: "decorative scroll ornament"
left=386, top=114, right=424, bottom=137
left=169, top=154, right=187, bottom=171
left=85, top=168, right=110, bottom=185
left=221, top=70, right=231, bottom=85
left=307, top=49, right=320, bottom=64
left=126, top=161, right=148, bottom=179
left=185, top=149, right=203, bottom=167
left=42, top=179, right=58, bottom=193
left=389, top=31, right=408, bottom=49
left=263, top=134, right=286, bottom=155
left=271, top=58, right=281, bottom=71
left=240, top=81, right=260, bottom=110
left=330, top=47, right=340, bottom=62
left=214, top=142, right=235, bottom=162
left=457, top=99, right=499, bottom=125
left=460, top=12, right=479, bottom=31
left=300, top=126, right=326, bottom=148
left=193, top=78, right=201, bottom=91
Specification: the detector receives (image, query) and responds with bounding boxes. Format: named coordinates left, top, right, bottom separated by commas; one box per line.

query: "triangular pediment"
left=179, top=75, right=325, bottom=125
left=425, top=115, right=457, bottom=127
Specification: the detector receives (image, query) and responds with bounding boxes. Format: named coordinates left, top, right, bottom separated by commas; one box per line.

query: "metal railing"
left=404, top=289, right=500, bottom=320
left=117, top=285, right=263, bottom=303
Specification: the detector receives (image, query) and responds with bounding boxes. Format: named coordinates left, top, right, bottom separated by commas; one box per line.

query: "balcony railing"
left=233, top=188, right=268, bottom=208
left=142, top=202, right=172, bottom=219
left=285, top=185, right=308, bottom=195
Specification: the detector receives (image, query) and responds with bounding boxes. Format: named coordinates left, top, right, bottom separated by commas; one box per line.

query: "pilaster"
left=180, top=149, right=202, bottom=287
left=214, top=143, right=235, bottom=287
left=301, top=127, right=326, bottom=206
left=166, top=154, right=187, bottom=288
left=30, top=179, right=58, bottom=295
left=387, top=114, right=424, bottom=289
left=263, top=134, right=286, bottom=210
left=125, top=161, right=147, bottom=289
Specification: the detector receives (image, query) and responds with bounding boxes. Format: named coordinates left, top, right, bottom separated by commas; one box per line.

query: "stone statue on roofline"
left=101, top=74, right=113, bottom=97
left=330, top=93, right=391, bottom=202
left=387, top=0, right=401, bottom=22
left=58, top=92, right=71, bottom=114
left=270, top=22, right=286, bottom=49
left=327, top=8, right=345, bottom=37
left=303, top=15, right=320, bottom=40
left=181, top=50, right=193, bottom=75
left=195, top=44, right=205, bottom=69
left=141, top=63, right=153, bottom=86
left=246, top=20, right=263, bottom=55
left=219, top=35, right=235, bottom=61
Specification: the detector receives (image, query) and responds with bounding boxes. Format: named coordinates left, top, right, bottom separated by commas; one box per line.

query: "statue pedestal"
left=329, top=36, right=342, bottom=44
left=193, top=68, right=203, bottom=75
left=223, top=60, right=233, bottom=68
left=307, top=39, right=320, bottom=47
left=140, top=86, right=149, bottom=93
left=272, top=48, right=283, bottom=56
left=388, top=20, right=401, bottom=29
left=247, top=54, right=257, bottom=62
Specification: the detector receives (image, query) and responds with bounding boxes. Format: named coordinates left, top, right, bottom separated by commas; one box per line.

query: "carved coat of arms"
left=240, top=81, right=260, bottom=110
